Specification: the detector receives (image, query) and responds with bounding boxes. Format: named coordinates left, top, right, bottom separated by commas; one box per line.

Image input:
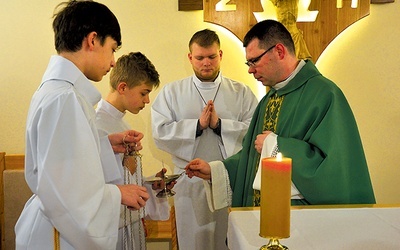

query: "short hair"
left=110, top=52, right=160, bottom=90
left=188, top=29, right=220, bottom=52
left=53, top=0, right=121, bottom=53
left=243, top=20, right=295, bottom=55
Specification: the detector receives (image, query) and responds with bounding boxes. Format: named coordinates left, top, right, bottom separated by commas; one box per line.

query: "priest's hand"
left=254, top=131, right=272, bottom=153
left=185, top=158, right=211, bottom=180
left=109, top=130, right=144, bottom=154
left=117, top=184, right=149, bottom=210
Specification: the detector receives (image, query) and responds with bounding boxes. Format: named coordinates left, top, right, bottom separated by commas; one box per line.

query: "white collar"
left=273, top=60, right=306, bottom=90
left=97, top=99, right=126, bottom=119
left=192, top=72, right=222, bottom=89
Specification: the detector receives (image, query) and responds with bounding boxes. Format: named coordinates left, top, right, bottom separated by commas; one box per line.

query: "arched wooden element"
left=203, top=0, right=262, bottom=42
left=296, top=0, right=370, bottom=61
left=201, top=0, right=370, bottom=61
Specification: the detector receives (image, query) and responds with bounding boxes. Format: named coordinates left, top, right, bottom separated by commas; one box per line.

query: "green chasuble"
left=223, top=60, right=376, bottom=207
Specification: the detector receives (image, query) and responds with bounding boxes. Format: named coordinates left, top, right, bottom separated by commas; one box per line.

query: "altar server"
left=96, top=52, right=171, bottom=250
left=151, top=29, right=258, bottom=250
left=15, top=2, right=148, bottom=249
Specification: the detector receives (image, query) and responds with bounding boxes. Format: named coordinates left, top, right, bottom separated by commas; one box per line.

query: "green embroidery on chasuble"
left=253, top=93, right=285, bottom=206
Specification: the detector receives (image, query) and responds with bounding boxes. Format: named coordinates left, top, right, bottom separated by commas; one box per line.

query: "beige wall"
left=1, top=1, right=399, bottom=204
left=316, top=2, right=400, bottom=204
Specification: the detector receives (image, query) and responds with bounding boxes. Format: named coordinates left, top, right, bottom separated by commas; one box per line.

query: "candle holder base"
left=260, top=238, right=288, bottom=250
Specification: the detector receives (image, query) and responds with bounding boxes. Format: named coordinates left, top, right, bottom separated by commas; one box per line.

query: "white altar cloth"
left=228, top=206, right=400, bottom=250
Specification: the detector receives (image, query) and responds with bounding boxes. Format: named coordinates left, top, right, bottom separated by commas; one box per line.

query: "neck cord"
left=135, top=151, right=146, bottom=250
left=193, top=80, right=222, bottom=105
left=123, top=145, right=146, bottom=250
left=123, top=161, right=134, bottom=250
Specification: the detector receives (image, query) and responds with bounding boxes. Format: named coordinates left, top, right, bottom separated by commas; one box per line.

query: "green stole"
left=253, top=92, right=284, bottom=206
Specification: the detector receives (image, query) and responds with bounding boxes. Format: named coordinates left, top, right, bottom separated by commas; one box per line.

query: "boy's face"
left=88, top=36, right=118, bottom=82
left=123, top=81, right=153, bottom=114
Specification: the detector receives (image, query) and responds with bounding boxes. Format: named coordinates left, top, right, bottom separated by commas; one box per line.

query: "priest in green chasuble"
left=185, top=20, right=375, bottom=209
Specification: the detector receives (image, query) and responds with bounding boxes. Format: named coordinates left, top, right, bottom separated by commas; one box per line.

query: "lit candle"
left=260, top=153, right=292, bottom=239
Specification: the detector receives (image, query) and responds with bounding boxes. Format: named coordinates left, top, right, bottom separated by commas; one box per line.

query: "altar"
left=228, top=205, right=400, bottom=250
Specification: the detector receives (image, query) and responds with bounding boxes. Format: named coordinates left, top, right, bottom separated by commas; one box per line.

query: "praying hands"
left=199, top=100, right=219, bottom=130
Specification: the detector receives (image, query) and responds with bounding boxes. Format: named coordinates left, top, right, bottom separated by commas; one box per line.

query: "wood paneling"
left=371, top=0, right=394, bottom=3
left=145, top=206, right=178, bottom=250
left=0, top=153, right=26, bottom=250
left=180, top=0, right=371, bottom=61
left=203, top=0, right=263, bottom=42
left=179, top=0, right=203, bottom=11
left=296, top=0, right=370, bottom=61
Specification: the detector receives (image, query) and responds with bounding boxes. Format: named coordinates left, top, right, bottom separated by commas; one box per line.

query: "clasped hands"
left=199, top=100, right=219, bottom=130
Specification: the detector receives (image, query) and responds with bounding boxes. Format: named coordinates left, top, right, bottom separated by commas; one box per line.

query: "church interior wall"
left=1, top=0, right=399, bottom=205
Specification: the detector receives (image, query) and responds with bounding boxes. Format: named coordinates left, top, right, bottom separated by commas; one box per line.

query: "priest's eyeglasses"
left=245, top=44, right=276, bottom=67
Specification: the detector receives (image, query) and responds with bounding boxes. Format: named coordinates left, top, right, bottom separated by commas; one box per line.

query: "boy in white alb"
left=96, top=52, right=171, bottom=250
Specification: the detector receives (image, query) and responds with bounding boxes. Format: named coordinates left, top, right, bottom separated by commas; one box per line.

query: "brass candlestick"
left=260, top=238, right=288, bottom=250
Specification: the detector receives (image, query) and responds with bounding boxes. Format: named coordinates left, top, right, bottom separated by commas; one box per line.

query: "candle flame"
left=277, top=152, right=283, bottom=161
